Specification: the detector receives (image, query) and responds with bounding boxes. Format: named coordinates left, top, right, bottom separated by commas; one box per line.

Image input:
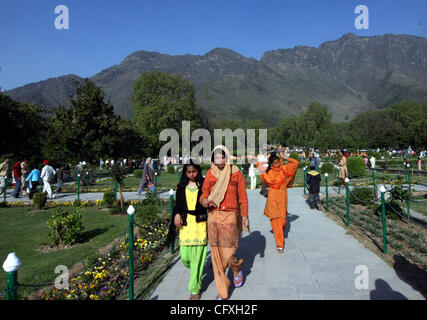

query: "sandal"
left=190, top=293, right=200, bottom=300
left=277, top=248, right=284, bottom=253
left=233, top=271, right=244, bottom=288
left=216, top=295, right=225, bottom=300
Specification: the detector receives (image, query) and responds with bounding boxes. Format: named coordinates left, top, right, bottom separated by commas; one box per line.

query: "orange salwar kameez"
left=256, top=157, right=298, bottom=249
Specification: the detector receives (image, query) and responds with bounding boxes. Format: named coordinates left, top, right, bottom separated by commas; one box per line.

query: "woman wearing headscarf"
left=255, top=152, right=298, bottom=253
left=138, top=157, right=154, bottom=194
left=200, top=145, right=249, bottom=300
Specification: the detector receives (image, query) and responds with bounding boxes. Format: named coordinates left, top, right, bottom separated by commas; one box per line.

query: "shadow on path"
left=79, top=226, right=112, bottom=243
left=284, top=214, right=299, bottom=239
left=393, top=255, right=427, bottom=299
left=370, top=279, right=408, bottom=300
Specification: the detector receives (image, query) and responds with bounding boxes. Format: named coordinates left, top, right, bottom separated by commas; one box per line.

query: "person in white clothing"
left=249, top=163, right=257, bottom=190
left=41, top=160, right=56, bottom=199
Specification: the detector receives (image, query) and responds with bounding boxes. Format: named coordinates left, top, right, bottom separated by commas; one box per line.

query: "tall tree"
left=131, top=72, right=201, bottom=155
left=46, top=79, right=122, bottom=164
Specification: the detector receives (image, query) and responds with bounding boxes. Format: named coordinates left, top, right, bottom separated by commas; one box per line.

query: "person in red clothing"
left=200, top=145, right=249, bottom=300
left=12, top=159, right=22, bottom=198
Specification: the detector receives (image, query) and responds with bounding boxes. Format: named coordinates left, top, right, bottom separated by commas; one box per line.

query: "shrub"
left=47, top=207, right=84, bottom=246
left=299, top=161, right=310, bottom=169
left=72, top=199, right=82, bottom=207
left=103, top=190, right=117, bottom=207
left=134, top=204, right=162, bottom=226
left=167, top=165, right=175, bottom=174
left=376, top=202, right=401, bottom=220
left=142, top=190, right=161, bottom=206
left=133, top=169, right=143, bottom=179
left=320, top=162, right=335, bottom=174
left=349, top=187, right=373, bottom=206
left=347, top=157, right=366, bottom=178
left=33, top=192, right=47, bottom=209
left=289, top=152, right=300, bottom=161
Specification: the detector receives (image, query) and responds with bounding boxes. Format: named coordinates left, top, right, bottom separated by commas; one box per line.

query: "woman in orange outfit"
left=255, top=152, right=298, bottom=253
left=200, top=145, right=249, bottom=300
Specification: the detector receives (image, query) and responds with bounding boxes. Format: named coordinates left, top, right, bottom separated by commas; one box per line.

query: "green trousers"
left=180, top=245, right=208, bottom=295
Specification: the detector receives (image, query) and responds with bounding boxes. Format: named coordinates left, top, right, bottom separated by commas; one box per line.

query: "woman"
left=200, top=145, right=249, bottom=300
left=338, top=150, right=348, bottom=186
left=138, top=157, right=154, bottom=194
left=170, top=160, right=207, bottom=300
left=255, top=152, right=298, bottom=252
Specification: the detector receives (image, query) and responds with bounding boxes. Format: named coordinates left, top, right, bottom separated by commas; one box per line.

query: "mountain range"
left=6, top=33, right=427, bottom=126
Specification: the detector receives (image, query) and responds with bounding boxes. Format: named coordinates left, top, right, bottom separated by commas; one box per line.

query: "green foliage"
left=299, top=161, right=310, bottom=169
left=72, top=199, right=82, bottom=207
left=103, top=190, right=117, bottom=208
left=132, top=72, right=201, bottom=154
left=133, top=169, right=143, bottom=179
left=142, top=190, right=161, bottom=206
left=320, top=162, right=335, bottom=174
left=347, top=157, right=366, bottom=178
left=289, top=152, right=300, bottom=161
left=349, top=187, right=373, bottom=206
left=166, top=165, right=175, bottom=174
left=376, top=202, right=401, bottom=220
left=0, top=93, right=47, bottom=163
left=32, top=192, right=47, bottom=210
left=111, top=162, right=127, bottom=187
left=45, top=79, right=124, bottom=164
left=47, top=207, right=84, bottom=246
left=134, top=203, right=162, bottom=226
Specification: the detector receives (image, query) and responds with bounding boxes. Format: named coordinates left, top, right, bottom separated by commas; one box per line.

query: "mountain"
left=6, top=33, right=427, bottom=125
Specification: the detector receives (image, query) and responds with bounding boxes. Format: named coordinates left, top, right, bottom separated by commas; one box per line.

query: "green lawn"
left=0, top=206, right=128, bottom=299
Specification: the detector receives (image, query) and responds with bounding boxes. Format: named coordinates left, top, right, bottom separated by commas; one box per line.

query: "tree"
left=0, top=93, right=47, bottom=163
left=131, top=72, right=201, bottom=155
left=46, top=79, right=122, bottom=164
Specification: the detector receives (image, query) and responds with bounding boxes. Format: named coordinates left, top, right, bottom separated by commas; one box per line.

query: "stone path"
left=149, top=189, right=426, bottom=300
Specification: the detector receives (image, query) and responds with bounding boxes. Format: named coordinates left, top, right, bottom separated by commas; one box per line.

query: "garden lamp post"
left=168, top=189, right=175, bottom=254
left=303, top=166, right=307, bottom=195
left=127, top=204, right=135, bottom=300
left=407, top=164, right=411, bottom=223
left=2, top=252, right=21, bottom=300
left=154, top=172, right=158, bottom=193
left=345, top=177, right=350, bottom=227
left=3, top=176, right=6, bottom=203
left=86, top=171, right=89, bottom=192
left=380, top=185, right=388, bottom=254
left=325, top=173, right=329, bottom=212
left=77, top=174, right=81, bottom=201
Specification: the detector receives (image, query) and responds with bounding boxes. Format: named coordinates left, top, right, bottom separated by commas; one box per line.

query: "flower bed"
left=41, top=219, right=170, bottom=300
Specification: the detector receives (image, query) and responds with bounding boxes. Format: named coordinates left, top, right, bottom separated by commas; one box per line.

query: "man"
left=41, top=160, right=56, bottom=199
left=12, top=159, right=22, bottom=198
left=0, top=156, right=11, bottom=197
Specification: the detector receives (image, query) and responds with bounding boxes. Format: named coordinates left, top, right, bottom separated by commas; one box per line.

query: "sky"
left=1, top=0, right=426, bottom=90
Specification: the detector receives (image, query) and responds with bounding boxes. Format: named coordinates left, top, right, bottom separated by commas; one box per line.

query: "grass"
left=0, top=206, right=128, bottom=299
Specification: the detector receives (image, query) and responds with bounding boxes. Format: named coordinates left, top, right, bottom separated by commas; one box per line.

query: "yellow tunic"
left=179, top=186, right=207, bottom=246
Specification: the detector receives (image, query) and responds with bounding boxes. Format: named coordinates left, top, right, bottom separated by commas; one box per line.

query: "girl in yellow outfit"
left=171, top=160, right=208, bottom=300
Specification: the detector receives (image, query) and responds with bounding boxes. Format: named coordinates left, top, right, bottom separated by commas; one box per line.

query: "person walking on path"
left=0, top=156, right=11, bottom=197
left=20, top=159, right=29, bottom=196
left=200, top=145, right=249, bottom=300
left=170, top=160, right=208, bottom=300
left=12, top=159, right=22, bottom=198
left=138, top=157, right=154, bottom=194
left=26, top=165, right=41, bottom=199
left=418, top=157, right=422, bottom=175
left=339, top=150, right=348, bottom=187
left=257, top=154, right=269, bottom=198
left=306, top=164, right=321, bottom=210
left=41, top=160, right=56, bottom=199
left=255, top=152, right=298, bottom=253
left=55, top=165, right=65, bottom=193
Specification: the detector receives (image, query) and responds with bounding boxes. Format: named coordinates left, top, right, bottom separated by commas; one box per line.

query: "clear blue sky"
left=1, top=0, right=426, bottom=90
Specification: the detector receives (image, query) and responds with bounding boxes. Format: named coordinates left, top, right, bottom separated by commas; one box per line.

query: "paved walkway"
left=149, top=189, right=426, bottom=300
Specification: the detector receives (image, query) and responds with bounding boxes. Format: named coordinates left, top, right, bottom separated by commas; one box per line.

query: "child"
left=170, top=160, right=207, bottom=300
left=26, top=165, right=41, bottom=199
left=306, top=164, right=321, bottom=210
left=255, top=152, right=298, bottom=253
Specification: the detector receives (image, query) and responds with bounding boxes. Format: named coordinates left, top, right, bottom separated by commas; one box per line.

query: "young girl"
left=171, top=160, right=208, bottom=300
left=255, top=152, right=298, bottom=253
